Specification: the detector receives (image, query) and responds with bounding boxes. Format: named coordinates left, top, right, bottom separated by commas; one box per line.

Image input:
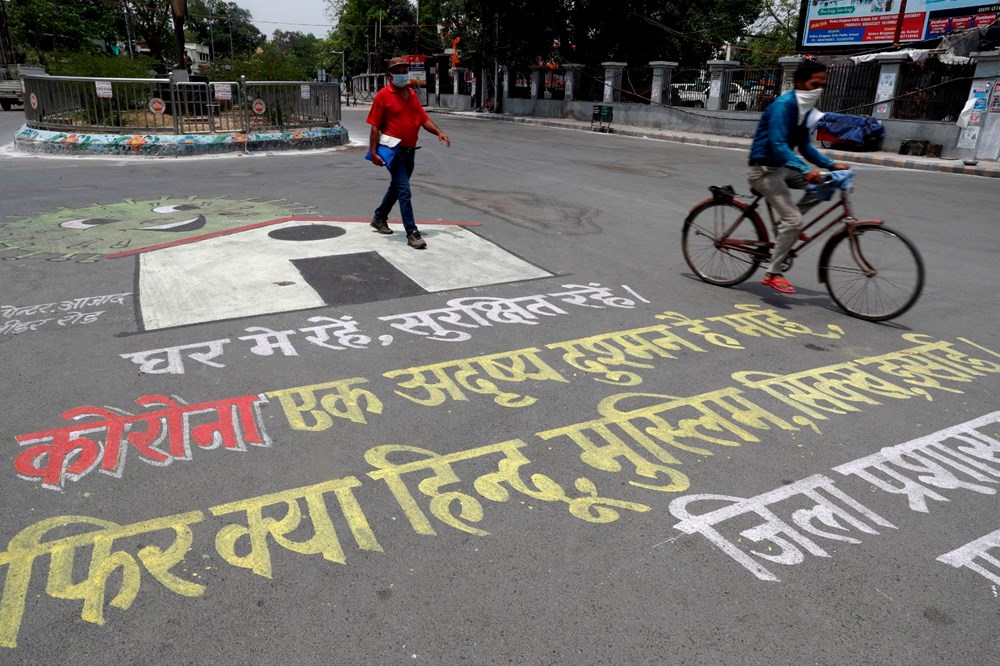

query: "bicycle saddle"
left=709, top=185, right=736, bottom=201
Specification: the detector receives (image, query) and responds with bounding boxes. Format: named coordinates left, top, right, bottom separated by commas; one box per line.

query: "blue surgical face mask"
left=391, top=73, right=410, bottom=88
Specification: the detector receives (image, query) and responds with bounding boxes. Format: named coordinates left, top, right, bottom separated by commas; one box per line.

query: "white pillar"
left=707, top=60, right=740, bottom=111
left=563, top=63, right=583, bottom=102
left=870, top=52, right=910, bottom=121
left=649, top=61, right=678, bottom=105
left=961, top=50, right=1000, bottom=162
left=450, top=67, right=465, bottom=96
left=529, top=66, right=544, bottom=100
left=601, top=61, right=626, bottom=103
left=778, top=56, right=804, bottom=95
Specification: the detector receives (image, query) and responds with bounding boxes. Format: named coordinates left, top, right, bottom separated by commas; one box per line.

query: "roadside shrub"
left=44, top=50, right=159, bottom=78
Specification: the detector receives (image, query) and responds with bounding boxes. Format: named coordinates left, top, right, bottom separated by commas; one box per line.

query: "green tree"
left=739, top=0, right=800, bottom=66
left=272, top=30, right=323, bottom=79
left=7, top=0, right=118, bottom=57
left=173, top=0, right=264, bottom=61
left=44, top=49, right=160, bottom=77
left=421, top=0, right=767, bottom=70
left=205, top=42, right=307, bottom=80
left=324, top=0, right=415, bottom=74
left=124, top=0, right=175, bottom=66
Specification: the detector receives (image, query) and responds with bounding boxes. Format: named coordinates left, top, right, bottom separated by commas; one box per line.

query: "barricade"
left=20, top=75, right=341, bottom=134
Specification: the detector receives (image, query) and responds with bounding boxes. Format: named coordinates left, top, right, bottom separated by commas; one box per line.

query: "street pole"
left=332, top=50, right=346, bottom=105
left=171, top=0, right=188, bottom=70
left=206, top=0, right=216, bottom=64
left=892, top=0, right=909, bottom=47
left=121, top=0, right=135, bottom=58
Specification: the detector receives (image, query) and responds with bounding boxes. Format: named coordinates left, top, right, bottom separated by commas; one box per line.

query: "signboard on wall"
left=797, top=0, right=1000, bottom=51
left=403, top=54, right=427, bottom=86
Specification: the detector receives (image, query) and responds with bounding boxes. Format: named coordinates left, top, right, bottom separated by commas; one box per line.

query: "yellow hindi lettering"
left=386, top=348, right=567, bottom=409
left=210, top=476, right=381, bottom=579
left=265, top=378, right=383, bottom=432
left=539, top=388, right=797, bottom=492
left=857, top=334, right=1000, bottom=398
left=655, top=311, right=745, bottom=350
left=707, top=304, right=844, bottom=341
left=366, top=440, right=651, bottom=536
left=366, top=443, right=491, bottom=536
left=0, top=512, right=205, bottom=649
left=547, top=325, right=707, bottom=386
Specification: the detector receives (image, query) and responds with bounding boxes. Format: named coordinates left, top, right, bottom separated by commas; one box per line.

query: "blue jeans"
left=374, top=148, right=417, bottom=234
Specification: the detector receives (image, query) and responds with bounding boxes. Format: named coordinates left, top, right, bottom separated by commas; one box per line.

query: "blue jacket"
left=749, top=91, right=834, bottom=173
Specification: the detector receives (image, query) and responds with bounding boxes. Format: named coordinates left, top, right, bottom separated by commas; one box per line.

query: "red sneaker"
left=762, top=274, right=796, bottom=294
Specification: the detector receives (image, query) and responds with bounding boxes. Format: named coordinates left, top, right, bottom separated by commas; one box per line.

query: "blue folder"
left=365, top=144, right=398, bottom=169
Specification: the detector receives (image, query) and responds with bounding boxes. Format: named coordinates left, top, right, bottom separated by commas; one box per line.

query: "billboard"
left=798, top=0, right=1000, bottom=51
left=403, top=54, right=427, bottom=86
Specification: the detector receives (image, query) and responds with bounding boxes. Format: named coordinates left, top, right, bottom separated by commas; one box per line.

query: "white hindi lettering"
left=669, top=474, right=894, bottom=582
left=0, top=293, right=131, bottom=335
left=833, top=411, right=1000, bottom=513
left=937, top=528, right=1000, bottom=585
left=672, top=412, right=1000, bottom=582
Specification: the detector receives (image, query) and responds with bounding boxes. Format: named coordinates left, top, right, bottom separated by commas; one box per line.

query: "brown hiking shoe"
left=370, top=216, right=392, bottom=234
left=406, top=231, right=427, bottom=249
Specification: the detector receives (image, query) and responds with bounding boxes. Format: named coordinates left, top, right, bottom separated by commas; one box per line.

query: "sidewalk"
left=433, top=109, right=1000, bottom=179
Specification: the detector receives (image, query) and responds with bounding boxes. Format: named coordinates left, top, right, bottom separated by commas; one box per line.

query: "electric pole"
left=892, top=0, right=909, bottom=47
left=171, top=0, right=188, bottom=70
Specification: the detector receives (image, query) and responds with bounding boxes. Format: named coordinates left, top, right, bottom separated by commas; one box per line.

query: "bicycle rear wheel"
left=682, top=201, right=768, bottom=286
left=821, top=224, right=924, bottom=321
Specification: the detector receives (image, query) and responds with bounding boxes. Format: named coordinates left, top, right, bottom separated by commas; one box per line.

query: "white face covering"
left=795, top=88, right=824, bottom=120
left=391, top=73, right=410, bottom=88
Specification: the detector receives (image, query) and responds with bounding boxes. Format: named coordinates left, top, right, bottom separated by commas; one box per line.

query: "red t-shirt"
left=366, top=85, right=430, bottom=148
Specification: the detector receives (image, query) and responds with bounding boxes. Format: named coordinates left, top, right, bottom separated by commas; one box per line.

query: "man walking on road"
left=368, top=56, right=451, bottom=249
left=748, top=60, right=850, bottom=294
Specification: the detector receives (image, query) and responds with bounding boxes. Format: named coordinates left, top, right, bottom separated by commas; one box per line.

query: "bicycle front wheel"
left=821, top=224, right=924, bottom=322
left=682, top=201, right=768, bottom=286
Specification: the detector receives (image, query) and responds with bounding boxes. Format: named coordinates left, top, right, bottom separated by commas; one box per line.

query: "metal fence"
left=21, top=75, right=341, bottom=134
left=578, top=65, right=608, bottom=103
left=351, top=73, right=385, bottom=104
left=621, top=66, right=652, bottom=104
left=728, top=66, right=782, bottom=111
left=892, top=59, right=975, bottom=122
left=508, top=71, right=531, bottom=99
left=822, top=60, right=880, bottom=115
left=244, top=81, right=340, bottom=132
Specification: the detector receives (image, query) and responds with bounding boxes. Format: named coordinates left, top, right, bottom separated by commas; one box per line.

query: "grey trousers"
left=747, top=165, right=820, bottom=275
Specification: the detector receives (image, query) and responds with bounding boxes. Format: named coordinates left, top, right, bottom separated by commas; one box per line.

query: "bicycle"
left=681, top=173, right=924, bottom=322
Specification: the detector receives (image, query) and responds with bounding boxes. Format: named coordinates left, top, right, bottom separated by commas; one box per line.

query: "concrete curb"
left=433, top=110, right=1000, bottom=179
left=13, top=125, right=351, bottom=157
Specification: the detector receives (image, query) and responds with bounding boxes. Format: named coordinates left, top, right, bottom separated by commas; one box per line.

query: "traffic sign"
left=149, top=98, right=166, bottom=115
left=29, top=92, right=38, bottom=110
left=252, top=98, right=266, bottom=115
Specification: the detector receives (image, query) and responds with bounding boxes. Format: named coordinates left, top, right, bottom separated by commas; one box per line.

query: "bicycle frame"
left=715, top=187, right=884, bottom=276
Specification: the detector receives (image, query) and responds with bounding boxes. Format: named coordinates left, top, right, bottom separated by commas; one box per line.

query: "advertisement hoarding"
left=797, top=0, right=1000, bottom=51
left=403, top=54, right=427, bottom=86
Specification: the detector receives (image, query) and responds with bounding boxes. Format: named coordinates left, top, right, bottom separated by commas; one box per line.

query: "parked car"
left=672, top=81, right=710, bottom=107
left=672, top=81, right=760, bottom=111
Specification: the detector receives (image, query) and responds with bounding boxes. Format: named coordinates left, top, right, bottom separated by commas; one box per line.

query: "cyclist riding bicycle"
left=748, top=60, right=851, bottom=294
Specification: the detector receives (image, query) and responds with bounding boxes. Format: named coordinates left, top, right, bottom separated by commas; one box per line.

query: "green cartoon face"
left=0, top=197, right=307, bottom=262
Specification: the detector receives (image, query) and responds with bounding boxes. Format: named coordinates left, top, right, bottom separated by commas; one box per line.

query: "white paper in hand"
left=379, top=134, right=402, bottom=148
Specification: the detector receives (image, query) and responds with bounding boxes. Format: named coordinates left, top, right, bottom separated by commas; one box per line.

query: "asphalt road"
left=2, top=106, right=1000, bottom=665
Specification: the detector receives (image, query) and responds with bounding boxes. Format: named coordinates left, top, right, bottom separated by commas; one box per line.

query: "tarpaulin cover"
left=815, top=112, right=886, bottom=144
